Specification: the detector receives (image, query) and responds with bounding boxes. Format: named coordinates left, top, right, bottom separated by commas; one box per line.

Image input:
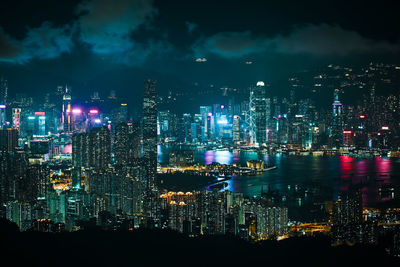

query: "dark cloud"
left=0, top=28, right=22, bottom=60
left=194, top=24, right=400, bottom=58
left=0, top=22, right=75, bottom=63
left=0, top=0, right=163, bottom=65
left=77, top=0, right=158, bottom=58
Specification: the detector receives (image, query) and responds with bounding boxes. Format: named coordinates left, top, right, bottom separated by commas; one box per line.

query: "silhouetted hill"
left=0, top=219, right=398, bottom=266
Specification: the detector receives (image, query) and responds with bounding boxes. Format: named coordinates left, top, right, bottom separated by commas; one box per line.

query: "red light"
left=343, top=130, right=352, bottom=134
left=359, top=115, right=365, bottom=119
left=378, top=133, right=381, bottom=136
left=35, top=112, right=45, bottom=116
left=381, top=126, right=389, bottom=130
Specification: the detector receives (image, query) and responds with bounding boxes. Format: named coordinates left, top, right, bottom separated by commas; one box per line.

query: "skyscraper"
left=142, top=79, right=158, bottom=185
left=252, top=81, right=268, bottom=146
left=0, top=76, right=8, bottom=105
left=233, top=115, right=240, bottom=142
left=62, top=86, right=72, bottom=133
left=142, top=79, right=159, bottom=226
left=12, top=108, right=21, bottom=132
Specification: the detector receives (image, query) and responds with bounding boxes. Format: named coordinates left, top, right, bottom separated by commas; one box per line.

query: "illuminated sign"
left=89, top=109, right=99, bottom=114
left=256, top=81, right=265, bottom=86
left=94, top=119, right=101, bottom=123
left=0, top=105, right=6, bottom=109
left=35, top=112, right=45, bottom=116
left=381, top=126, right=390, bottom=130
left=359, top=115, right=366, bottom=119
left=343, top=131, right=352, bottom=134
left=72, top=108, right=82, bottom=114
left=28, top=116, right=35, bottom=120
left=121, top=103, right=127, bottom=106
left=207, top=112, right=213, bottom=116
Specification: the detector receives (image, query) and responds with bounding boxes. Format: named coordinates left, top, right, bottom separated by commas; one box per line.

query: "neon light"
left=381, top=126, right=389, bottom=130
left=359, top=115, right=365, bottom=119
left=72, top=108, right=82, bottom=114
left=35, top=112, right=45, bottom=116
left=256, top=81, right=265, bottom=86
left=343, top=131, right=352, bottom=134
left=89, top=109, right=99, bottom=114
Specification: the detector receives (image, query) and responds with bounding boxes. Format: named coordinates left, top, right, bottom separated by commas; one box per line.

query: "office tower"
left=12, top=108, right=21, bottom=132
left=87, top=108, right=100, bottom=131
left=120, top=103, right=128, bottom=122
left=89, top=126, right=111, bottom=169
left=142, top=79, right=159, bottom=226
left=0, top=128, right=18, bottom=152
left=0, top=76, right=8, bottom=105
left=142, top=79, right=158, bottom=185
left=158, top=110, right=170, bottom=138
left=182, top=113, right=192, bottom=142
left=34, top=112, right=46, bottom=136
left=233, top=115, right=240, bottom=142
left=114, top=123, right=129, bottom=165
left=0, top=104, right=6, bottom=127
left=251, top=81, right=268, bottom=146
left=62, top=86, right=72, bottom=133
left=331, top=89, right=343, bottom=147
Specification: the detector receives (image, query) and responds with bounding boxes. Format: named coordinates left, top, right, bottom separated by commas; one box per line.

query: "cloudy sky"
left=0, top=0, right=399, bottom=99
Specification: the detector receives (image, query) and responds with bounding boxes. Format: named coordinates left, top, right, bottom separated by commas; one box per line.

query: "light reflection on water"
left=158, top=145, right=400, bottom=206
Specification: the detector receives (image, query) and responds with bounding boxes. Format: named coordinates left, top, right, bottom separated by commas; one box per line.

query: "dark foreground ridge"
left=0, top=219, right=398, bottom=267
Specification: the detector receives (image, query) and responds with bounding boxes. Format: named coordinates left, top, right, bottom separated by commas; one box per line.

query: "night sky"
left=1, top=0, right=399, bottom=100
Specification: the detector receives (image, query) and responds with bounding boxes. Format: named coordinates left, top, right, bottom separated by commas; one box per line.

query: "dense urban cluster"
left=0, top=62, right=400, bottom=258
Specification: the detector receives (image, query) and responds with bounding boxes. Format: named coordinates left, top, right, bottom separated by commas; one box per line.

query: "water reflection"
left=158, top=146, right=400, bottom=206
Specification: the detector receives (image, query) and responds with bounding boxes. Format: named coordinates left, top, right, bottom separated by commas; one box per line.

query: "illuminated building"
left=89, top=126, right=111, bottom=169
left=0, top=104, right=6, bottom=127
left=114, top=123, right=129, bottom=165
left=87, top=108, right=101, bottom=131
left=34, top=112, right=46, bottom=136
left=250, top=81, right=269, bottom=146
left=142, top=79, right=160, bottom=226
left=127, top=122, right=141, bottom=159
left=331, top=89, right=343, bottom=147
left=233, top=115, right=240, bottom=142
left=342, top=130, right=353, bottom=146
left=71, top=108, right=85, bottom=133
left=62, top=86, right=72, bottom=133
left=12, top=108, right=21, bottom=132
left=0, top=76, right=8, bottom=105
left=0, top=128, right=18, bottom=152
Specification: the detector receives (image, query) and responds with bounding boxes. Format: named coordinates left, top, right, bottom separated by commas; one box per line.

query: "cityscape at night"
left=1, top=0, right=400, bottom=266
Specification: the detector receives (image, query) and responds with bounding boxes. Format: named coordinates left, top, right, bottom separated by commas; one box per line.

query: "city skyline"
left=1, top=0, right=400, bottom=265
